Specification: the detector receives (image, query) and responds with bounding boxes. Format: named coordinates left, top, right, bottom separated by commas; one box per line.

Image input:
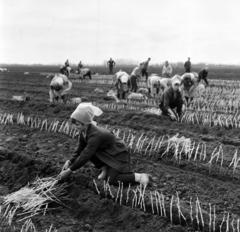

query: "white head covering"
left=172, top=75, right=181, bottom=85
left=70, top=103, right=103, bottom=124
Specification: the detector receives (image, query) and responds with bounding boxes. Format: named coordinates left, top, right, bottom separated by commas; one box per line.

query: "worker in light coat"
left=114, top=71, right=130, bottom=99
left=147, top=74, right=161, bottom=98
left=49, top=74, right=72, bottom=103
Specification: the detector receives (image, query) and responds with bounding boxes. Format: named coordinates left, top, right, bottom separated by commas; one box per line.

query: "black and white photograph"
left=1, top=0, right=240, bottom=231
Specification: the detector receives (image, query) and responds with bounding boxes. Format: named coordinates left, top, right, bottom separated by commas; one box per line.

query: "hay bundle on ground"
left=127, top=93, right=148, bottom=100
left=2, top=176, right=68, bottom=224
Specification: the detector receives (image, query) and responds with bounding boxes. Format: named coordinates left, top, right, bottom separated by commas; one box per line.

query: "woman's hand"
left=62, top=160, right=72, bottom=171
left=60, top=168, right=72, bottom=179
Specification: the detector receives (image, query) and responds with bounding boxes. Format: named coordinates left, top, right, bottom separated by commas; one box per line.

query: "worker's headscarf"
left=120, top=74, right=129, bottom=92
left=172, top=75, right=182, bottom=85
left=70, top=103, right=103, bottom=125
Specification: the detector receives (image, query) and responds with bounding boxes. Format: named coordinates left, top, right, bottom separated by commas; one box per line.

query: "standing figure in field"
left=114, top=71, right=130, bottom=99
left=162, top=61, right=173, bottom=78
left=140, top=58, right=151, bottom=82
left=60, top=104, right=149, bottom=186
left=184, top=57, right=191, bottom=73
left=147, top=74, right=161, bottom=98
left=107, top=58, right=116, bottom=74
left=49, top=74, right=72, bottom=103
left=129, top=64, right=142, bottom=93
left=79, top=68, right=92, bottom=80
left=198, top=67, right=209, bottom=86
left=78, top=61, right=83, bottom=74
left=159, top=75, right=185, bottom=121
left=181, top=72, right=199, bottom=104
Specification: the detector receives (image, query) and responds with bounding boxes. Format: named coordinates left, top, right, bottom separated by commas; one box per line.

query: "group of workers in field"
left=48, top=58, right=209, bottom=187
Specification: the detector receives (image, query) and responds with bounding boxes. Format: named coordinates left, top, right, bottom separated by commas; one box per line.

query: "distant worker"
left=130, top=64, right=142, bottom=93
left=184, top=57, right=191, bottom=73
left=114, top=71, right=130, bottom=99
left=147, top=74, right=161, bottom=98
left=162, top=61, right=173, bottom=78
left=65, top=59, right=70, bottom=67
left=107, top=58, right=116, bottom=74
left=198, top=67, right=209, bottom=86
left=159, top=75, right=184, bottom=121
left=181, top=72, right=199, bottom=105
left=159, top=77, right=172, bottom=91
left=78, top=61, right=83, bottom=73
left=49, top=74, right=72, bottom=103
left=79, top=68, right=92, bottom=80
left=60, top=59, right=71, bottom=77
left=140, top=58, right=151, bottom=81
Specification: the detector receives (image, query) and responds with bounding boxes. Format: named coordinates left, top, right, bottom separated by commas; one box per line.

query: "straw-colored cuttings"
left=2, top=176, right=68, bottom=223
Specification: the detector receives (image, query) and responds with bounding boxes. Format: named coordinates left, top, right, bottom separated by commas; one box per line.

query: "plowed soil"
left=1, top=66, right=240, bottom=232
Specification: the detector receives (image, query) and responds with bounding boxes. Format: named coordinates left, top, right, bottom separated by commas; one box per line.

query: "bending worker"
left=49, top=74, right=72, bottom=103
left=130, top=64, right=142, bottom=93
left=159, top=75, right=185, bottom=121
left=198, top=67, right=209, bottom=86
left=181, top=72, right=199, bottom=105
left=147, top=74, right=161, bottom=98
left=114, top=70, right=130, bottom=99
left=60, top=104, right=149, bottom=186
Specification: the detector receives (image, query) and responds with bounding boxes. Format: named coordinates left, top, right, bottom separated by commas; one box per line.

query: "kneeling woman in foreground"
left=60, top=104, right=149, bottom=186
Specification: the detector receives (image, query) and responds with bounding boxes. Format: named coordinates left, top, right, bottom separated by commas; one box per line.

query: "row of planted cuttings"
left=1, top=112, right=240, bottom=179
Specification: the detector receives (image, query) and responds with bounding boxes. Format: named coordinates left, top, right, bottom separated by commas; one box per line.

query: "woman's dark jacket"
left=69, top=124, right=132, bottom=173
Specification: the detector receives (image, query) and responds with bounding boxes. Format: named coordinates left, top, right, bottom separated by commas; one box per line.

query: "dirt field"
left=1, top=65, right=240, bottom=232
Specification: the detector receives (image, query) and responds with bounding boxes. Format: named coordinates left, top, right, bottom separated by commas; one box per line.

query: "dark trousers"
left=130, top=75, right=138, bottom=92
left=90, top=155, right=135, bottom=186
left=117, top=91, right=126, bottom=99
left=109, top=66, right=114, bottom=74
left=83, top=71, right=92, bottom=80
left=142, top=69, right=148, bottom=81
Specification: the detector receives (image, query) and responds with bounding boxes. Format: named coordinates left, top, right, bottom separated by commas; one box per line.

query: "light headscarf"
left=70, top=103, right=103, bottom=125
left=172, top=75, right=182, bottom=85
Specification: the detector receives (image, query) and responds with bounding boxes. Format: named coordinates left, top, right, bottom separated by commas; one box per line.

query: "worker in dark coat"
left=198, top=67, right=209, bottom=86
left=184, top=57, right=191, bottom=73
left=60, top=104, right=149, bottom=186
left=159, top=75, right=185, bottom=121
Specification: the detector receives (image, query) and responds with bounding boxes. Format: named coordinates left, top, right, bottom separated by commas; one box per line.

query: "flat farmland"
left=1, top=65, right=240, bottom=232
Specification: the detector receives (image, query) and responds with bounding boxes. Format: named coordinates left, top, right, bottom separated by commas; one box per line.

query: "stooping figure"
left=159, top=77, right=172, bottom=91
left=147, top=74, right=161, bottom=98
left=181, top=72, right=199, bottom=105
left=114, top=71, right=130, bottom=99
left=49, top=74, right=72, bottom=103
left=79, top=68, right=92, bottom=80
left=198, top=67, right=209, bottom=86
left=129, top=64, right=142, bottom=93
left=60, top=104, right=149, bottom=186
left=140, top=58, right=151, bottom=82
left=159, top=75, right=185, bottom=121
left=162, top=61, right=173, bottom=78
left=60, top=59, right=71, bottom=77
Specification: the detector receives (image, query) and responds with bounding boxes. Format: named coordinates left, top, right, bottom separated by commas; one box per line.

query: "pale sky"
left=1, top=0, right=240, bottom=65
